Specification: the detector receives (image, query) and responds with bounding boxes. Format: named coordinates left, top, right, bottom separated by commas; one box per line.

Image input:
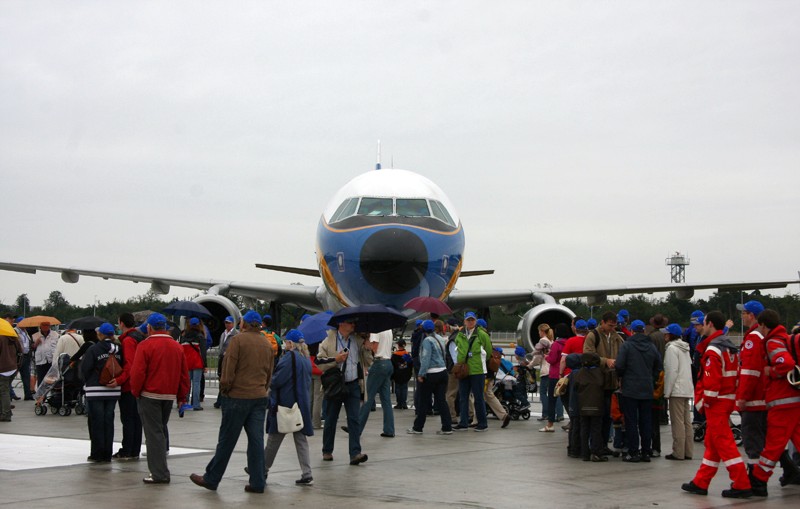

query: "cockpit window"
left=429, top=200, right=456, bottom=227
left=396, top=199, right=430, bottom=217
left=357, top=197, right=393, bottom=216
left=330, top=197, right=359, bottom=223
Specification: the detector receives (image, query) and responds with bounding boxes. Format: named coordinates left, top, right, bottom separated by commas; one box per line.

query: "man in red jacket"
left=682, top=311, right=752, bottom=498
left=111, top=312, right=146, bottom=460
left=735, top=300, right=767, bottom=468
left=749, top=309, right=800, bottom=497
left=130, top=312, right=190, bottom=485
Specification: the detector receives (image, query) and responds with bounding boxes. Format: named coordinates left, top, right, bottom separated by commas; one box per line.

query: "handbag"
left=276, top=352, right=304, bottom=434
left=554, top=375, right=569, bottom=397
left=99, top=345, right=123, bottom=385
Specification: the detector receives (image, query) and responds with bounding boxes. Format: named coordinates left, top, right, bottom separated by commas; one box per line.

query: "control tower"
left=666, top=251, right=690, bottom=283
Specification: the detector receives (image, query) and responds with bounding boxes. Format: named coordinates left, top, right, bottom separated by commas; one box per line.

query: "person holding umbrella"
left=317, top=317, right=372, bottom=465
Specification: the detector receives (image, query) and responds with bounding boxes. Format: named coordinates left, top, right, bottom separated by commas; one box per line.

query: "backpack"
left=99, top=345, right=123, bottom=385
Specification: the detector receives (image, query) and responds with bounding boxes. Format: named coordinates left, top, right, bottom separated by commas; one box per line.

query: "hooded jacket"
left=663, top=338, right=693, bottom=398
left=694, top=331, right=739, bottom=413
left=574, top=352, right=605, bottom=416
left=615, top=332, right=663, bottom=400
left=764, top=325, right=800, bottom=410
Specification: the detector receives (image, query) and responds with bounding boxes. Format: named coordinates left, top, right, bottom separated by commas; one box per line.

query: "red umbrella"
left=403, top=297, right=452, bottom=316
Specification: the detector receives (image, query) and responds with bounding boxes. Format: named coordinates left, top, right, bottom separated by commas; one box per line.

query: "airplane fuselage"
left=316, top=169, right=465, bottom=310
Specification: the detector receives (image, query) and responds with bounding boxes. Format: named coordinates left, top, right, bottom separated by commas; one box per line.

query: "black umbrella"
left=65, top=316, right=106, bottom=331
left=162, top=300, right=212, bottom=318
left=327, top=304, right=408, bottom=333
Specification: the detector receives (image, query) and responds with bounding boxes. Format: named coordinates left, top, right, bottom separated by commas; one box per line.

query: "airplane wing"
left=0, top=262, right=321, bottom=310
left=446, top=278, right=800, bottom=309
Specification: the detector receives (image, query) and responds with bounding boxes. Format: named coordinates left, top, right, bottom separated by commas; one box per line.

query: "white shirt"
left=370, top=330, right=393, bottom=359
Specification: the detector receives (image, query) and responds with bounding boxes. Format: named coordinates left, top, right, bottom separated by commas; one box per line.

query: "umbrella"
left=66, top=316, right=106, bottom=331
left=18, top=315, right=61, bottom=328
left=297, top=311, right=335, bottom=345
left=328, top=304, right=408, bottom=334
left=403, top=296, right=452, bottom=316
left=162, top=301, right=212, bottom=318
left=0, top=320, right=17, bottom=337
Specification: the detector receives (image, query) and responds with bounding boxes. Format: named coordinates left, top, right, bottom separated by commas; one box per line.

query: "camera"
left=342, top=348, right=349, bottom=353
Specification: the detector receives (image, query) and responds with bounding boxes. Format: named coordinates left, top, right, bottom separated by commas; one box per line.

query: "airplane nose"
left=360, top=228, right=428, bottom=295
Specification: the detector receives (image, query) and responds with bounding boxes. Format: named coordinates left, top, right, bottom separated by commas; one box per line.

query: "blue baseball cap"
left=285, top=329, right=304, bottom=342
left=300, top=314, right=311, bottom=322
left=587, top=318, right=597, bottom=329
left=15, top=316, right=24, bottom=323
left=664, top=323, right=683, bottom=336
left=97, top=323, right=116, bottom=336
left=630, top=319, right=646, bottom=332
left=189, top=317, right=200, bottom=326
left=262, top=314, right=272, bottom=321
left=146, top=313, right=167, bottom=328
left=736, top=300, right=764, bottom=316
left=514, top=346, right=526, bottom=357
left=242, top=310, right=262, bottom=324
left=477, top=318, right=487, bottom=328
left=224, top=315, right=235, bottom=323
left=415, top=319, right=423, bottom=327
left=493, top=346, right=503, bottom=353
left=422, top=319, right=435, bottom=332
left=690, top=310, right=704, bottom=325
left=618, top=309, right=630, bottom=318
left=464, top=311, right=477, bottom=320
left=575, top=319, right=588, bottom=331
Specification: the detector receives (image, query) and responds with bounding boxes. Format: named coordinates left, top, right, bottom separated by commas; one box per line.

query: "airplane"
left=2, top=163, right=799, bottom=349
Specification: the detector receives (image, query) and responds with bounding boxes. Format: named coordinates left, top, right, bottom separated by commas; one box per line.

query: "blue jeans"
left=87, top=398, right=116, bottom=460
left=459, top=374, right=487, bottom=429
left=358, top=359, right=394, bottom=436
left=623, top=396, right=653, bottom=456
left=322, top=381, right=362, bottom=459
left=189, top=369, right=203, bottom=409
left=203, top=396, right=268, bottom=490
left=395, top=382, right=408, bottom=406
left=539, top=376, right=563, bottom=420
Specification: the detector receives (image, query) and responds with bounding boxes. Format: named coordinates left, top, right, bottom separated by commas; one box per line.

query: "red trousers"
left=692, top=407, right=750, bottom=490
left=753, top=406, right=800, bottom=482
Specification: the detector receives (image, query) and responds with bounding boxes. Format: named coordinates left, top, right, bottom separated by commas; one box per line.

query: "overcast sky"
left=1, top=1, right=799, bottom=310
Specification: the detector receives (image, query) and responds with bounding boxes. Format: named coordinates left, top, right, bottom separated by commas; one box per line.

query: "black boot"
left=748, top=471, right=768, bottom=497
left=779, top=451, right=800, bottom=487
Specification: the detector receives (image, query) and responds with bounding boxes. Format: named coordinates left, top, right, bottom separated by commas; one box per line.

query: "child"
left=574, top=352, right=608, bottom=462
left=391, top=339, right=413, bottom=409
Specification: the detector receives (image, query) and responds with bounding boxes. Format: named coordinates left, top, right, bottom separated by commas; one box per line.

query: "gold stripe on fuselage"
left=322, top=220, right=463, bottom=236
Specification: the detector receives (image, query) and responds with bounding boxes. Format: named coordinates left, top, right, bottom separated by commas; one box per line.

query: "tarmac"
left=1, top=387, right=798, bottom=509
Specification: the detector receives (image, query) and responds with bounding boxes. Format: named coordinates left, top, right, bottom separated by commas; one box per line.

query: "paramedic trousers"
left=692, top=407, right=750, bottom=490
left=753, top=406, right=800, bottom=482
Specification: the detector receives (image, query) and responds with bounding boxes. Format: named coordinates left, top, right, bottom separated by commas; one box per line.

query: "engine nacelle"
left=516, top=303, right=575, bottom=351
left=192, top=294, right=242, bottom=347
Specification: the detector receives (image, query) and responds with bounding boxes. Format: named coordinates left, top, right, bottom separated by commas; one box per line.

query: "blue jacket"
left=266, top=350, right=314, bottom=436
left=615, top=333, right=663, bottom=400
left=419, top=334, right=447, bottom=377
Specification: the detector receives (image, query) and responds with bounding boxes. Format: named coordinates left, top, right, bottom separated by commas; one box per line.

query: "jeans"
left=138, top=397, right=173, bottom=481
left=413, top=370, right=451, bottom=432
left=189, top=369, right=203, bottom=409
left=395, top=382, right=408, bottom=406
left=118, top=391, right=142, bottom=457
left=623, top=397, right=653, bottom=456
left=203, top=396, right=268, bottom=490
left=458, top=374, right=487, bottom=429
left=323, top=381, right=362, bottom=459
left=540, top=376, right=563, bottom=420
left=87, top=398, right=116, bottom=460
left=358, top=359, right=394, bottom=436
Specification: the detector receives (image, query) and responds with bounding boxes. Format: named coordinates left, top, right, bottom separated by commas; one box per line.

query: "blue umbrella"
left=162, top=300, right=212, bottom=318
left=297, top=311, right=335, bottom=345
left=328, top=304, right=408, bottom=333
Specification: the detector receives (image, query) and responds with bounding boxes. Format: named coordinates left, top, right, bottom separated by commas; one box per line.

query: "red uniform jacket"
left=764, top=325, right=800, bottom=410
left=736, top=324, right=767, bottom=412
left=114, top=329, right=142, bottom=393
left=695, top=331, right=739, bottom=414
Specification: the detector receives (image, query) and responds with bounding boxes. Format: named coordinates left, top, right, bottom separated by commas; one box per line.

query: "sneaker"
left=681, top=481, right=708, bottom=496
left=453, top=425, right=470, bottom=432
left=639, top=455, right=651, bottom=463
left=651, top=450, right=661, bottom=458
left=538, top=425, right=555, bottom=432
left=591, top=454, right=609, bottom=462
left=295, top=477, right=314, bottom=486
left=406, top=428, right=423, bottom=435
left=112, top=452, right=139, bottom=461
left=142, top=475, right=170, bottom=484
left=622, top=453, right=641, bottom=463
left=721, top=486, right=752, bottom=499
left=436, top=430, right=453, bottom=435
left=474, top=426, right=488, bottom=432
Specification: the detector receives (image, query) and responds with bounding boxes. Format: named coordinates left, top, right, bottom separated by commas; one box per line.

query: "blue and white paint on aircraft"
left=316, top=169, right=465, bottom=310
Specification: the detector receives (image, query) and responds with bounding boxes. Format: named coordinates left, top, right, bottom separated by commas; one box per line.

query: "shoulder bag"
left=276, top=351, right=304, bottom=434
left=452, top=335, right=477, bottom=380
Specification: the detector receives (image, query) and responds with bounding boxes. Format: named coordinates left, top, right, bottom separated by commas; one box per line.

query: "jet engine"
left=192, top=294, right=242, bottom=347
left=516, top=303, right=575, bottom=351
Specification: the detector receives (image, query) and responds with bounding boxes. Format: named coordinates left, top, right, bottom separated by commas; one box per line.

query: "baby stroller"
left=34, top=353, right=85, bottom=417
left=693, top=411, right=743, bottom=446
left=490, top=372, right=531, bottom=421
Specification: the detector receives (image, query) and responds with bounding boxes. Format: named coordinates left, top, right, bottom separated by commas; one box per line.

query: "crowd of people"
left=2, top=303, right=800, bottom=499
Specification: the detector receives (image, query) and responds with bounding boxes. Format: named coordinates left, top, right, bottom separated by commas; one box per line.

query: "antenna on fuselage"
left=376, top=140, right=381, bottom=170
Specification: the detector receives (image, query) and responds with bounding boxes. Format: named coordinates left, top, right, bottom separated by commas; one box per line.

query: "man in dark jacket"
left=575, top=352, right=607, bottom=462
left=616, top=320, right=663, bottom=463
